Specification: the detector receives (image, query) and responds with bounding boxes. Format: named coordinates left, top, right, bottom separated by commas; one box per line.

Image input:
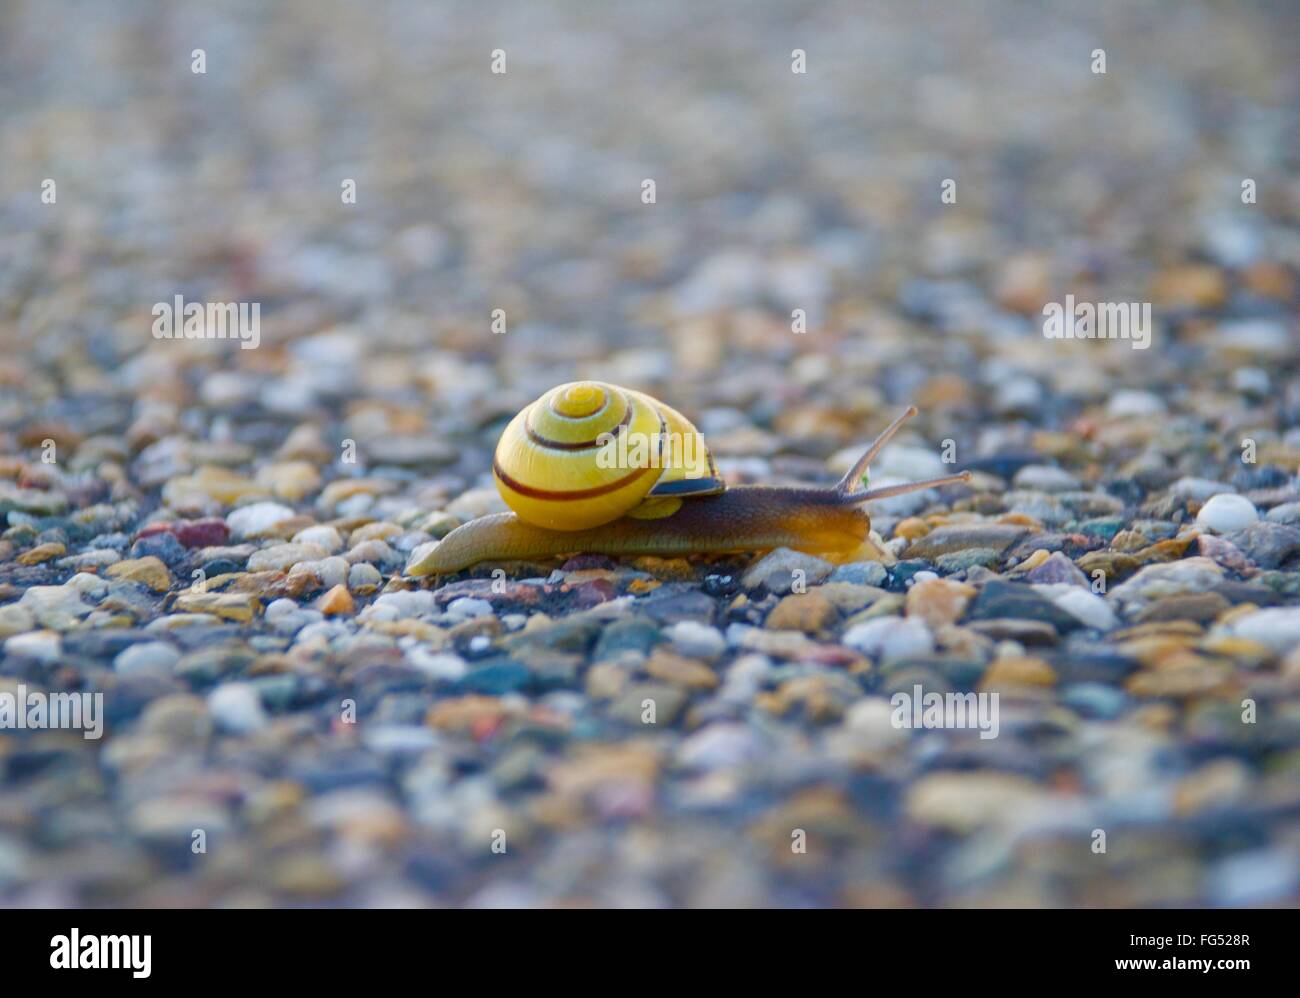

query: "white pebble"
left=4, top=630, right=61, bottom=663
left=207, top=682, right=268, bottom=733
left=446, top=597, right=494, bottom=621
left=1196, top=493, right=1258, bottom=533
left=114, top=641, right=180, bottom=675
left=665, top=620, right=727, bottom=660
left=842, top=616, right=934, bottom=661
left=292, top=525, right=343, bottom=552
left=226, top=501, right=298, bottom=539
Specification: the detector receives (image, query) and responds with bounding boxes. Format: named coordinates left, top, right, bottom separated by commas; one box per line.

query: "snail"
left=407, top=381, right=970, bottom=575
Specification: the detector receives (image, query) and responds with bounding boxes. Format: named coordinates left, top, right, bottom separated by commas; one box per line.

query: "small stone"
left=1023, top=551, right=1089, bottom=586
left=842, top=616, right=933, bottom=661
left=174, top=518, right=230, bottom=548
left=1108, top=557, right=1224, bottom=611
left=208, top=682, right=268, bottom=733
left=906, top=772, right=1045, bottom=832
left=317, top=584, right=355, bottom=616
left=1106, top=390, right=1165, bottom=417
left=1225, top=522, right=1300, bottom=569
left=935, top=548, right=1001, bottom=572
left=1196, top=494, right=1258, bottom=533
left=1265, top=502, right=1300, bottom=525
left=1012, top=465, right=1080, bottom=492
left=677, top=723, right=761, bottom=770
left=905, top=578, right=975, bottom=629
left=1150, top=263, right=1226, bottom=308
left=162, top=466, right=266, bottom=508
left=608, top=683, right=687, bottom=725
left=363, top=590, right=436, bottom=620
left=348, top=563, right=383, bottom=594
left=106, top=556, right=172, bottom=593
left=1169, top=477, right=1235, bottom=502
left=292, top=525, right=343, bottom=552
left=247, top=543, right=329, bottom=572
left=1217, top=607, right=1300, bottom=654
left=904, top=524, right=1027, bottom=560
left=226, top=502, right=299, bottom=539
left=415, top=510, right=461, bottom=538
left=406, top=648, right=467, bottom=681
left=663, top=620, right=727, bottom=659
left=828, top=561, right=888, bottom=586
left=4, top=629, right=61, bottom=663
left=765, top=590, right=840, bottom=633
left=173, top=591, right=261, bottom=622
left=446, top=597, right=493, bottom=622
left=645, top=648, right=720, bottom=689
left=255, top=461, right=322, bottom=502
left=894, top=517, right=931, bottom=541
left=129, top=531, right=187, bottom=566
left=741, top=548, right=833, bottom=594
left=0, top=604, right=36, bottom=638
left=966, top=580, right=1081, bottom=632
left=17, top=541, right=66, bottom=565
left=17, top=585, right=93, bottom=629
left=980, top=656, right=1057, bottom=689
left=1041, top=586, right=1118, bottom=631
left=1137, top=592, right=1231, bottom=624
left=114, top=641, right=181, bottom=674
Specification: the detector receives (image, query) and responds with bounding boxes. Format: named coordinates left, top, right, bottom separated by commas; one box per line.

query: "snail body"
left=409, top=383, right=970, bottom=576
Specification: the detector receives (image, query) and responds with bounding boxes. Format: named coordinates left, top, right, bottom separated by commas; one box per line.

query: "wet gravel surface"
left=1, top=0, right=1299, bottom=906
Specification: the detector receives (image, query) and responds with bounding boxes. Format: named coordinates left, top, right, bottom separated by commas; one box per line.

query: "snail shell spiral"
left=492, top=381, right=724, bottom=531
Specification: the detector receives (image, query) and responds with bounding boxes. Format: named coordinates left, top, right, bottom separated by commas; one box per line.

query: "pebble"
left=317, top=585, right=356, bottom=616
left=105, top=556, right=172, bottom=593
left=1012, top=465, right=1080, bottom=493
left=226, top=502, right=299, bottom=539
left=114, top=641, right=182, bottom=675
left=663, top=620, right=727, bottom=660
left=1038, top=585, right=1119, bottom=631
left=904, top=524, right=1027, bottom=560
left=905, top=578, right=974, bottom=629
left=1225, top=522, right=1300, bottom=569
left=248, top=543, right=329, bottom=572
left=446, top=597, right=494, bottom=622
left=740, top=548, right=833, bottom=594
left=765, top=590, right=840, bottom=633
left=828, top=561, right=888, bottom=587
left=348, top=563, right=383, bottom=593
left=1195, top=494, right=1258, bottom=533
left=1217, top=608, right=1300, bottom=654
left=1023, top=551, right=1089, bottom=587
left=292, top=525, right=344, bottom=552
left=842, top=616, right=934, bottom=661
left=4, top=629, right=61, bottom=663
left=1170, top=477, right=1235, bottom=502
left=174, top=518, right=230, bottom=548
left=207, top=682, right=268, bottom=733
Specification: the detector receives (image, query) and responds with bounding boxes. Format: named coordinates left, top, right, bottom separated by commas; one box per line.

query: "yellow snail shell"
left=491, top=381, right=724, bottom=531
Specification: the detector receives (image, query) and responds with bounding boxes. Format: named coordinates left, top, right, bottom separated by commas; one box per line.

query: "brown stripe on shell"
left=492, top=458, right=659, bottom=501
left=526, top=397, right=633, bottom=451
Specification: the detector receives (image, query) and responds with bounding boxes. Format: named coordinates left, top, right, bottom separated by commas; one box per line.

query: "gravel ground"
left=1, top=0, right=1299, bottom=907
